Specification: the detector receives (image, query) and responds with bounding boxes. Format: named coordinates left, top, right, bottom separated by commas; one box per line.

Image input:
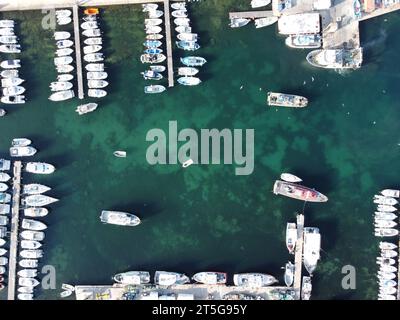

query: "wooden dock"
left=72, top=4, right=84, bottom=99
left=7, top=161, right=22, bottom=300
left=293, top=213, right=304, bottom=300
left=164, top=0, right=174, bottom=87
left=229, top=11, right=274, bottom=20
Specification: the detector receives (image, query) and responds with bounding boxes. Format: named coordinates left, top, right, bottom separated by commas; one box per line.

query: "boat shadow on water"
left=112, top=201, right=164, bottom=220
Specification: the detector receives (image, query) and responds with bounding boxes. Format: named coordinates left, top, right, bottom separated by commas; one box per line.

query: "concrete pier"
left=293, top=213, right=304, bottom=300
left=163, top=0, right=174, bottom=87
left=72, top=4, right=84, bottom=99
left=6, top=161, right=22, bottom=300
left=229, top=11, right=274, bottom=20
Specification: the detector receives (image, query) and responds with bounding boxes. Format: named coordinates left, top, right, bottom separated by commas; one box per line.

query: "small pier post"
left=293, top=213, right=304, bottom=300
left=72, top=4, right=84, bottom=99
left=7, top=161, right=22, bottom=300
left=164, top=0, right=174, bottom=87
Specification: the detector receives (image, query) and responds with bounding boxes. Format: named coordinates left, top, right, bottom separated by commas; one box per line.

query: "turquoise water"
left=1, top=1, right=400, bottom=300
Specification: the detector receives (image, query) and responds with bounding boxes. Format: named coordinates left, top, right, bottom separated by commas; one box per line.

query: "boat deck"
left=293, top=213, right=304, bottom=300
left=6, top=161, right=22, bottom=300
left=73, top=4, right=84, bottom=99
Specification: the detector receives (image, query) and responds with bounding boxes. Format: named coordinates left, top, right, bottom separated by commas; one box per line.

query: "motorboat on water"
left=171, top=2, right=186, bottom=10
left=0, top=27, right=14, bottom=36
left=0, top=248, right=6, bottom=255
left=144, top=39, right=162, bottom=48
left=154, top=271, right=190, bottom=286
left=377, top=271, right=396, bottom=280
left=19, top=277, right=40, bottom=287
left=303, top=227, right=321, bottom=274
left=380, top=249, right=398, bottom=258
left=56, top=40, right=73, bottom=49
left=56, top=9, right=71, bottom=18
left=0, top=173, right=11, bottom=182
left=86, top=63, right=104, bottom=72
left=0, top=216, right=8, bottom=225
left=0, top=257, right=8, bottom=265
left=0, top=20, right=14, bottom=28
left=76, top=103, right=98, bottom=115
left=1, top=59, right=21, bottom=69
left=9, top=146, right=36, bottom=157
left=88, top=80, right=108, bottom=88
left=0, top=44, right=21, bottom=53
left=1, top=95, right=25, bottom=104
left=50, top=81, right=73, bottom=91
left=177, top=33, right=198, bottom=42
left=20, top=230, right=45, bottom=241
left=18, top=269, right=38, bottom=278
left=286, top=222, right=297, bottom=254
left=81, top=21, right=98, bottom=30
left=178, top=67, right=198, bottom=76
left=379, top=242, right=397, bottom=250
left=150, top=65, right=166, bottom=73
left=176, top=40, right=200, bottom=51
left=171, top=10, right=188, bottom=18
left=57, top=74, right=74, bottom=82
left=145, top=18, right=163, bottom=26
left=145, top=25, right=162, bottom=34
left=54, top=31, right=71, bottom=40
left=144, top=85, right=166, bottom=94
left=0, top=183, right=8, bottom=192
left=0, top=109, right=5, bottom=117
left=24, top=208, right=49, bottom=218
left=100, top=210, right=141, bottom=226
left=84, top=53, right=104, bottom=63
left=18, top=293, right=33, bottom=300
left=144, top=47, right=163, bottom=55
left=380, top=189, right=400, bottom=198
left=175, top=25, right=192, bottom=34
left=1, top=69, right=19, bottom=78
left=373, top=195, right=398, bottom=206
left=18, top=286, right=34, bottom=294
left=374, top=212, right=397, bottom=221
left=22, top=219, right=47, bottom=231
left=377, top=205, right=397, bottom=212
left=374, top=220, right=397, bottom=229
left=229, top=18, right=250, bottom=28
left=0, top=35, right=17, bottom=44
left=233, top=273, right=278, bottom=287
left=140, top=53, right=166, bottom=64
left=377, top=257, right=396, bottom=266
left=54, top=56, right=73, bottom=66
left=251, top=0, right=271, bottom=8
left=3, top=85, right=25, bottom=96
left=23, top=195, right=58, bottom=207
left=87, top=71, right=108, bottom=80
left=174, top=17, right=190, bottom=26
left=19, top=259, right=39, bottom=268
left=25, top=162, right=55, bottom=174
left=82, top=29, right=101, bottom=37
left=273, top=180, right=328, bottom=202
left=0, top=158, right=11, bottom=170
left=84, top=8, right=99, bottom=15
left=375, top=228, right=398, bottom=237
left=142, top=3, right=158, bottom=11
left=84, top=45, right=102, bottom=54
left=1, top=77, right=24, bottom=87
left=57, top=16, right=72, bottom=26
left=255, top=17, right=278, bottom=29
left=379, top=265, right=397, bottom=273
left=113, top=151, right=126, bottom=158
left=20, top=249, right=43, bottom=259
left=0, top=238, right=5, bottom=246
left=285, top=34, right=322, bottom=49
left=49, top=90, right=74, bottom=101
left=379, top=286, right=396, bottom=295
left=88, top=89, right=107, bottom=98
left=148, top=10, right=164, bottom=19
left=281, top=173, right=302, bottom=183
left=192, top=272, right=227, bottom=285
left=146, top=33, right=163, bottom=40
left=57, top=65, right=74, bottom=73
left=267, top=92, right=308, bottom=107
left=84, top=37, right=102, bottom=45
left=306, top=48, right=363, bottom=69
left=284, top=261, right=295, bottom=287
left=141, top=70, right=162, bottom=80
left=177, top=76, right=201, bottom=86
left=180, top=56, right=206, bottom=67
left=113, top=271, right=151, bottom=285
left=301, top=276, right=312, bottom=300
left=23, top=183, right=50, bottom=195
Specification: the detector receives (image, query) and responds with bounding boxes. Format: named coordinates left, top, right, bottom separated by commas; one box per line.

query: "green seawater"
left=1, top=1, right=400, bottom=300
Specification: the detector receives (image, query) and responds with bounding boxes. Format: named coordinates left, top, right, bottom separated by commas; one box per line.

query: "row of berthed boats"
left=0, top=139, right=57, bottom=299
left=373, top=189, right=399, bottom=237
left=0, top=19, right=26, bottom=119
left=376, top=241, right=398, bottom=300
left=81, top=8, right=108, bottom=99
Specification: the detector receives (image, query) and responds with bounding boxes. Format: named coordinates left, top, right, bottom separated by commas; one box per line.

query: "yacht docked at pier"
left=306, top=48, right=363, bottom=69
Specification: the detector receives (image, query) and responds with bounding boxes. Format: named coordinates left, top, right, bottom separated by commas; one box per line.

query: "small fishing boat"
left=57, top=65, right=74, bottom=73
left=145, top=25, right=162, bottom=34
left=88, top=89, right=107, bottom=98
left=1, top=77, right=24, bottom=87
left=1, top=69, right=19, bottom=78
left=1, top=96, right=25, bottom=104
left=18, top=269, right=38, bottom=278
left=0, top=44, right=21, bottom=53
left=177, top=76, right=201, bottom=86
left=146, top=33, right=163, bottom=40
left=81, top=21, right=98, bottom=30
left=267, top=92, right=308, bottom=108
left=84, top=37, right=102, bottom=45
left=144, top=48, right=163, bottom=55
left=229, top=18, right=250, bottom=28
left=374, top=228, right=398, bottom=237
left=192, top=272, right=227, bottom=285
left=21, top=240, right=43, bottom=250
left=144, top=40, right=162, bottom=48
left=180, top=56, right=207, bottom=67
left=150, top=65, right=166, bottom=73
left=56, top=40, right=73, bottom=49
left=113, top=271, right=150, bottom=285
left=84, top=53, right=104, bottom=63
left=0, top=183, right=8, bottom=192
left=380, top=189, right=400, bottom=198
left=145, top=18, right=163, bottom=26
left=54, top=31, right=71, bottom=40
left=23, top=183, right=50, bottom=195
left=20, top=230, right=45, bottom=241
left=1, top=59, right=21, bottom=69
left=19, top=259, right=39, bottom=268
left=141, top=70, right=163, bottom=80
left=284, top=261, right=295, bottom=287
left=87, top=71, right=107, bottom=80
left=50, top=81, right=73, bottom=91
left=286, top=222, right=297, bottom=254
left=0, top=173, right=11, bottom=182
left=177, top=33, right=198, bottom=42
left=171, top=10, right=188, bottom=18
left=178, top=67, right=199, bottom=76
left=171, top=2, right=186, bottom=10
left=175, top=25, right=192, bottom=34
left=57, top=74, right=74, bottom=82
left=19, top=277, right=40, bottom=287
left=144, top=85, right=166, bottom=94
left=20, top=249, right=44, bottom=259
left=176, top=40, right=200, bottom=51
left=57, top=16, right=72, bottom=26
left=25, top=162, right=55, bottom=174
left=86, top=63, right=104, bottom=72
left=113, top=151, right=126, bottom=158
left=49, top=90, right=74, bottom=101
left=285, top=34, right=322, bottom=49
left=374, top=220, right=397, bottom=229
left=255, top=16, right=278, bottom=28
left=377, top=205, right=397, bottom=212
left=174, top=17, right=190, bottom=26
left=3, top=85, right=25, bottom=96
left=148, top=10, right=164, bottom=19
left=251, top=0, right=272, bottom=8
left=379, top=242, right=397, bottom=250
left=140, top=53, right=166, bottom=64
left=88, top=80, right=108, bottom=89
left=56, top=9, right=72, bottom=18
left=82, top=29, right=101, bottom=37
left=280, top=173, right=302, bottom=183
left=76, top=103, right=98, bottom=115
left=84, top=45, right=102, bottom=54
left=9, top=146, right=37, bottom=157
left=84, top=8, right=99, bottom=15
left=100, top=210, right=141, bottom=226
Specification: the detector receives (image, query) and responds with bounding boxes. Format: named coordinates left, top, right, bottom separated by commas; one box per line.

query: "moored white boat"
left=76, top=103, right=98, bottom=115
left=144, top=39, right=162, bottom=48
left=87, top=71, right=107, bottom=80
left=18, top=286, right=34, bottom=294
left=192, top=272, right=227, bottom=285
left=286, top=222, right=297, bottom=254
left=284, top=261, right=295, bottom=287
left=229, top=18, right=250, bottom=28
left=21, top=219, right=47, bottom=231
left=144, top=85, right=166, bottom=94
left=1, top=95, right=25, bottom=104
left=0, top=183, right=8, bottom=192
left=9, top=146, right=36, bottom=157
left=57, top=74, right=74, bottom=82
left=174, top=17, right=190, bottom=26
left=0, top=173, right=11, bottom=182
left=1, top=77, right=24, bottom=87
left=175, top=25, right=191, bottom=34
left=140, top=53, right=166, bottom=64
left=88, top=80, right=108, bottom=89
left=0, top=20, right=14, bottom=28
left=176, top=40, right=200, bottom=51
left=285, top=34, right=322, bottom=49
left=100, top=210, right=141, bottom=226
left=19, top=258, right=39, bottom=268
left=20, top=249, right=43, bottom=259
left=84, top=37, right=102, bottom=45
left=177, top=76, right=201, bottom=86
left=86, top=63, right=104, bottom=72
left=374, top=220, right=397, bottom=228
left=1, top=59, right=21, bottom=69
left=255, top=16, right=278, bottom=28
left=379, top=242, right=397, bottom=250
left=20, top=230, right=45, bottom=241
left=3, top=85, right=25, bottom=96
left=146, top=33, right=163, bottom=40
left=171, top=9, right=187, bottom=18
left=375, top=228, right=398, bottom=237
left=374, top=212, right=397, bottom=221
left=56, top=9, right=71, bottom=18
left=57, top=64, right=74, bottom=73
left=0, top=27, right=14, bottom=36
left=141, top=70, right=162, bottom=80
left=233, top=273, right=278, bottom=287
left=54, top=56, right=73, bottom=66
left=0, top=44, right=21, bottom=53
left=50, top=81, right=73, bottom=92
left=380, top=189, right=400, bottom=198
left=84, top=45, right=102, bottom=54
left=18, top=277, right=40, bottom=287
left=20, top=240, right=43, bottom=249
left=303, top=227, right=321, bottom=274
left=18, top=269, right=38, bottom=278
left=251, top=0, right=272, bottom=8
left=88, top=89, right=107, bottom=98
left=148, top=10, right=163, bottom=19
left=171, top=2, right=186, bottom=10
left=145, top=25, right=162, bottom=34
left=145, top=18, right=163, bottom=26
left=23, top=183, right=50, bottom=195
left=84, top=53, right=104, bottom=63
left=54, top=31, right=71, bottom=40
left=377, top=205, right=397, bottom=212
left=23, top=195, right=58, bottom=207
left=56, top=40, right=73, bottom=49
left=180, top=56, right=206, bottom=67
left=49, top=90, right=74, bottom=101
left=178, top=67, right=198, bottom=76
left=0, top=35, right=17, bottom=44
left=25, top=162, right=55, bottom=174
left=18, top=293, right=33, bottom=300
left=113, top=271, right=151, bottom=285
left=154, top=271, right=190, bottom=286
left=57, top=16, right=72, bottom=26
left=280, top=173, right=302, bottom=183
left=83, top=29, right=101, bottom=37
left=177, top=33, right=198, bottom=42
left=1, top=69, right=19, bottom=78
left=81, top=21, right=98, bottom=30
